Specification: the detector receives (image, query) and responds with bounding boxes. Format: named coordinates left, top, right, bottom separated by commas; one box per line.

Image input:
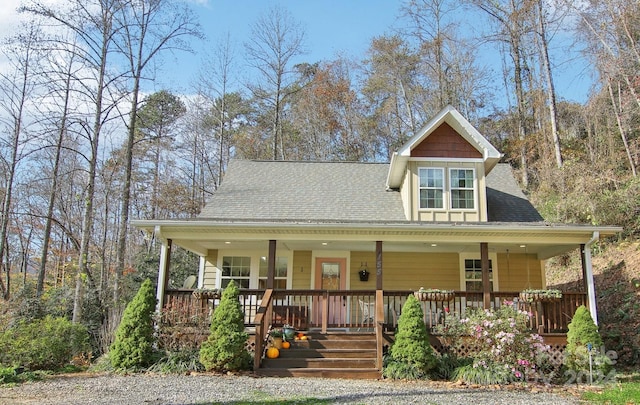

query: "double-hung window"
left=258, top=256, right=288, bottom=289
left=418, top=168, right=444, bottom=209
left=221, top=256, right=251, bottom=288
left=449, top=168, right=475, bottom=209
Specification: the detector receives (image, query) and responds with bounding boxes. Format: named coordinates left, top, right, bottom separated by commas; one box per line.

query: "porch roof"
left=132, top=217, right=621, bottom=260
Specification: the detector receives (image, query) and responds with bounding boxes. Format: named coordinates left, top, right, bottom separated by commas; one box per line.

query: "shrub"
left=564, top=305, right=612, bottom=377
left=383, top=294, right=437, bottom=379
left=450, top=301, right=552, bottom=384
left=109, top=278, right=157, bottom=370
left=148, top=348, right=204, bottom=373
left=0, top=316, right=89, bottom=371
left=199, top=280, right=251, bottom=371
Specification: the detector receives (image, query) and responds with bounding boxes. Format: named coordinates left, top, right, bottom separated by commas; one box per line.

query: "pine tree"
left=384, top=294, right=437, bottom=379
left=199, top=280, right=250, bottom=371
left=109, top=279, right=157, bottom=370
left=565, top=305, right=611, bottom=375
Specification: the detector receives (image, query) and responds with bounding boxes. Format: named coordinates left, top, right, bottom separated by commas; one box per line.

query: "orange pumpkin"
left=281, top=341, right=291, bottom=349
left=266, top=347, right=280, bottom=359
left=297, top=332, right=305, bottom=338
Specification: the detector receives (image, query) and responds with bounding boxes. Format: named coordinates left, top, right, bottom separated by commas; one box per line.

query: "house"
left=133, top=105, right=620, bottom=376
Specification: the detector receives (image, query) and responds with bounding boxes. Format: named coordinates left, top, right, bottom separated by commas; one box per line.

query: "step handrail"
left=253, top=288, right=274, bottom=370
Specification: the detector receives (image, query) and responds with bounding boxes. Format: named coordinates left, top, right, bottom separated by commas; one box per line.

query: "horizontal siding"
left=202, top=249, right=218, bottom=288
left=497, top=253, right=543, bottom=290
left=292, top=250, right=312, bottom=289
left=350, top=251, right=460, bottom=291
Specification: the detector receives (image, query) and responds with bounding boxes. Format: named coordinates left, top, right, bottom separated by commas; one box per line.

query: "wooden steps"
left=256, top=331, right=381, bottom=379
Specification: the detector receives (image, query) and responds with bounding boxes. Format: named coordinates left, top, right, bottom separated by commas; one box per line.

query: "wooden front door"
left=314, top=257, right=347, bottom=327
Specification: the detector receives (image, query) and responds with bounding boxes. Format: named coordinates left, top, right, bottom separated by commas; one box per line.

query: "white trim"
left=215, top=249, right=294, bottom=289
left=156, top=240, right=170, bottom=313
left=409, top=157, right=485, bottom=163
left=418, top=167, right=445, bottom=210
left=197, top=256, right=205, bottom=288
left=449, top=167, right=477, bottom=211
left=458, top=252, right=499, bottom=291
left=584, top=232, right=599, bottom=325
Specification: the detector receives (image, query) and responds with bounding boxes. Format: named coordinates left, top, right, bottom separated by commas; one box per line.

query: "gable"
left=410, top=122, right=483, bottom=159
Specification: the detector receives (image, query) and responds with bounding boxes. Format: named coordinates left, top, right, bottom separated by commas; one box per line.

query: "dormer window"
left=418, top=168, right=444, bottom=209
left=418, top=167, right=476, bottom=211
left=450, top=168, right=475, bottom=209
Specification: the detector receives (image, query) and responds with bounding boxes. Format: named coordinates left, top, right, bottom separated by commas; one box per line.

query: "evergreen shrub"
left=564, top=305, right=612, bottom=378
left=199, top=280, right=251, bottom=371
left=0, top=316, right=89, bottom=370
left=109, top=278, right=157, bottom=370
left=383, top=294, right=437, bottom=379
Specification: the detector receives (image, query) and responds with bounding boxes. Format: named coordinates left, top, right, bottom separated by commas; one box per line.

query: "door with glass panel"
left=314, top=258, right=347, bottom=327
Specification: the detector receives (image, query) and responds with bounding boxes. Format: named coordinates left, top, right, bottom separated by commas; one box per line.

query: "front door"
left=314, top=257, right=347, bottom=327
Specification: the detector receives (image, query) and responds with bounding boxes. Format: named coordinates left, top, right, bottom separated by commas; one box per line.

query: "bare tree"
left=0, top=24, right=42, bottom=299
left=244, top=6, right=306, bottom=161
left=112, top=0, right=200, bottom=303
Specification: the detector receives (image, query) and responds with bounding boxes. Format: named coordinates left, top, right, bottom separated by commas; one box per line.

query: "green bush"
left=0, top=316, right=89, bottom=371
left=564, top=305, right=612, bottom=377
left=199, top=280, right=251, bottom=372
left=109, top=278, right=157, bottom=370
left=383, top=294, right=437, bottom=379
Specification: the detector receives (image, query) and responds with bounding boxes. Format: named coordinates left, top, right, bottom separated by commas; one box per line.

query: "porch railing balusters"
left=161, top=289, right=588, bottom=335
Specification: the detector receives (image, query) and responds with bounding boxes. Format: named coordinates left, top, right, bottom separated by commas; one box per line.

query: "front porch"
left=159, top=287, right=584, bottom=376
left=161, top=288, right=587, bottom=335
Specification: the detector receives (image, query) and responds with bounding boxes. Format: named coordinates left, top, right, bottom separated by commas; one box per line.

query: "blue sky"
left=0, top=0, right=594, bottom=107
left=157, top=0, right=594, bottom=106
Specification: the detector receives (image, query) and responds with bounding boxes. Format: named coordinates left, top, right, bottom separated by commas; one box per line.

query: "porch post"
left=375, top=241, right=383, bottom=291
left=583, top=234, right=599, bottom=325
left=267, top=240, right=276, bottom=289
left=197, top=256, right=205, bottom=288
left=375, top=241, right=384, bottom=370
left=481, top=242, right=491, bottom=309
left=156, top=238, right=172, bottom=313
left=579, top=243, right=588, bottom=292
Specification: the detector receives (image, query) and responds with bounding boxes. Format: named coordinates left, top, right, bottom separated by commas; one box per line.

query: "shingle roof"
left=198, top=160, right=544, bottom=223
left=198, top=160, right=407, bottom=222
left=485, top=164, right=544, bottom=222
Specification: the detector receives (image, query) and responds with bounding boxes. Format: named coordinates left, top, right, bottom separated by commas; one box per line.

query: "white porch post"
left=197, top=256, right=205, bottom=288
left=156, top=238, right=172, bottom=314
left=583, top=232, right=599, bottom=325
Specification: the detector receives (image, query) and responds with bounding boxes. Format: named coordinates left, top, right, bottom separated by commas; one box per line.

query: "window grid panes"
left=464, top=259, right=493, bottom=292
left=418, top=168, right=444, bottom=209
left=258, top=256, right=288, bottom=289
left=450, top=169, right=475, bottom=209
left=221, top=256, right=250, bottom=288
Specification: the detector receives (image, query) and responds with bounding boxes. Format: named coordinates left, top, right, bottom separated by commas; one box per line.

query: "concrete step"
left=255, top=367, right=381, bottom=379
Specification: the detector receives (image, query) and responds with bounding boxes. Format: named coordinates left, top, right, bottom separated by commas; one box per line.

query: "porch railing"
left=161, top=289, right=587, bottom=334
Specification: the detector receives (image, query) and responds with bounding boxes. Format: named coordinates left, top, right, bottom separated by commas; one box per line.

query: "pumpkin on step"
left=281, top=341, right=291, bottom=349
left=266, top=347, right=280, bottom=359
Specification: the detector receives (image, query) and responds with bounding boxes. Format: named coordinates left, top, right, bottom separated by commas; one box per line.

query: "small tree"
left=199, top=280, right=250, bottom=371
left=564, top=305, right=612, bottom=377
left=109, top=278, right=157, bottom=370
left=383, top=294, right=437, bottom=379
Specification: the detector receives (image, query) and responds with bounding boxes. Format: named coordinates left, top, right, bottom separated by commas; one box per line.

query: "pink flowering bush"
left=452, top=301, right=552, bottom=384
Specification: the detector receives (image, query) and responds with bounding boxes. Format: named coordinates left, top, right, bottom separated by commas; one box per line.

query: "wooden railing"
left=161, top=289, right=587, bottom=334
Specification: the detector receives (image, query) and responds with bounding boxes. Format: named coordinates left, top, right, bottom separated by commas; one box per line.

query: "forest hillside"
left=546, top=240, right=640, bottom=368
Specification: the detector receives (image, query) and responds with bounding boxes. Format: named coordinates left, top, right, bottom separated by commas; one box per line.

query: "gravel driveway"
left=0, top=373, right=582, bottom=404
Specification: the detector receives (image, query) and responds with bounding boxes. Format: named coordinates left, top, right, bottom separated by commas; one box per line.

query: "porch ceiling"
left=134, top=219, right=621, bottom=260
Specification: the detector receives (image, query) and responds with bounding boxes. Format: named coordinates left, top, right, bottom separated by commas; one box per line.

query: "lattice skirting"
left=430, top=335, right=567, bottom=367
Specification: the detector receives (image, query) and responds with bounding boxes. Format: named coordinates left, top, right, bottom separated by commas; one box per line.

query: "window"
left=464, top=259, right=493, bottom=292
left=221, top=256, right=251, bottom=288
left=450, top=168, right=475, bottom=209
left=259, top=256, right=288, bottom=289
left=418, top=168, right=444, bottom=209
